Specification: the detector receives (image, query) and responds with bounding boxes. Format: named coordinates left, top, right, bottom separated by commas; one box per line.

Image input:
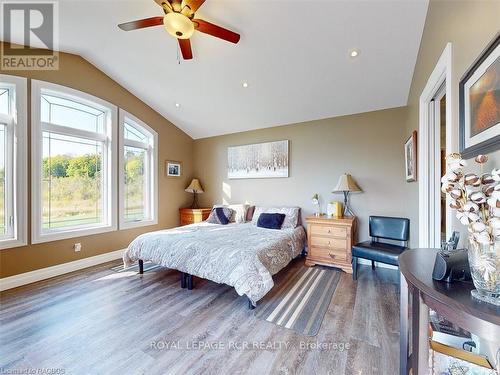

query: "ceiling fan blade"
left=118, top=17, right=164, bottom=31
left=178, top=38, right=193, bottom=60
left=193, top=19, right=240, bottom=44
left=181, top=0, right=206, bottom=13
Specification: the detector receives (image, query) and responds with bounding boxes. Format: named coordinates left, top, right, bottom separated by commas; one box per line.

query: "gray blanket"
left=123, top=222, right=306, bottom=304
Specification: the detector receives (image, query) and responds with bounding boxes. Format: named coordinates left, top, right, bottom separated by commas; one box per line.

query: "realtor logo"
left=1, top=1, right=59, bottom=70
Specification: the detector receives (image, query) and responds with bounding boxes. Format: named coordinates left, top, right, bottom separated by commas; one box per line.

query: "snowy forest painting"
left=227, top=140, right=289, bottom=179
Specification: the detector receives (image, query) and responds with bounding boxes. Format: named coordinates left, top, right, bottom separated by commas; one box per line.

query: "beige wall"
left=404, top=0, right=500, bottom=246
left=2, top=0, right=498, bottom=278
left=194, top=107, right=414, bottom=246
left=0, top=45, right=194, bottom=277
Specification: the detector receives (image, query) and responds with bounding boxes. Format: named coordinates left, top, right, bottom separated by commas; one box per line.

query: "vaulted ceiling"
left=14, top=0, right=430, bottom=139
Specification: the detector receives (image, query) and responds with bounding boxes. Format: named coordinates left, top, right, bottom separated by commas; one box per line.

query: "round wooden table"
left=399, top=248, right=500, bottom=374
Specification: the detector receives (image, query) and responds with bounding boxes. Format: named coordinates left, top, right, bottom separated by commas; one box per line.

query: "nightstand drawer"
left=310, top=224, right=347, bottom=238
left=179, top=208, right=212, bottom=226
left=181, top=213, right=194, bottom=221
left=309, top=246, right=347, bottom=262
left=310, top=236, right=347, bottom=250
left=180, top=214, right=193, bottom=225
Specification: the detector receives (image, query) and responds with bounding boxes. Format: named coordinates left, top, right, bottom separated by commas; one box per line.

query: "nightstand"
left=179, top=208, right=211, bottom=226
left=305, top=215, right=357, bottom=273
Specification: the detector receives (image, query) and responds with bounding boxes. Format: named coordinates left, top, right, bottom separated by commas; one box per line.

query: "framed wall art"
left=459, top=33, right=500, bottom=159
left=405, top=131, right=417, bottom=182
left=227, top=140, right=289, bottom=179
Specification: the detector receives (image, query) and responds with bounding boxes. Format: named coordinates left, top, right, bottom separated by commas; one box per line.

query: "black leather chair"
left=352, top=216, right=410, bottom=280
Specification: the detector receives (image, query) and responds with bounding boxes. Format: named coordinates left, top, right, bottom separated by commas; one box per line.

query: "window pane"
left=41, top=93, right=105, bottom=133
left=0, top=89, right=9, bottom=115
left=0, top=124, right=6, bottom=235
left=124, top=146, right=146, bottom=222
left=124, top=122, right=148, bottom=142
left=42, top=132, right=104, bottom=230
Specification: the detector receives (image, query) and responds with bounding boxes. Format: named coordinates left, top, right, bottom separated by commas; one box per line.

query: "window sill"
left=0, top=238, right=28, bottom=250
left=32, top=224, right=117, bottom=244
left=119, top=219, right=158, bottom=230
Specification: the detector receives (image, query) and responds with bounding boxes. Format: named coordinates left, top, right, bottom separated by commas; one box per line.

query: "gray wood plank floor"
left=0, top=259, right=400, bottom=375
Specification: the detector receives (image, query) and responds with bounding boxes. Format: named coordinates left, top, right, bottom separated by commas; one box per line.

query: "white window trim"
left=118, top=110, right=158, bottom=230
left=31, top=80, right=118, bottom=244
left=0, top=75, right=27, bottom=250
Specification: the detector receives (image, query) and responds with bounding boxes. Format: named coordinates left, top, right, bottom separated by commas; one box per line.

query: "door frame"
left=418, top=43, right=453, bottom=248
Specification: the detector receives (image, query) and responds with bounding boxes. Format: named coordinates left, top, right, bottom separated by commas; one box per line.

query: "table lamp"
left=185, top=178, right=204, bottom=208
left=332, top=174, right=362, bottom=217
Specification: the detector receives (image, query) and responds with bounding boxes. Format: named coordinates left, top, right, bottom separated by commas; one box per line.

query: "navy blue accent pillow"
left=257, top=213, right=286, bottom=230
left=215, top=207, right=230, bottom=225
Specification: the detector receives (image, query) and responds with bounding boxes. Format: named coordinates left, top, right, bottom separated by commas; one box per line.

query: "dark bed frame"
left=137, top=247, right=306, bottom=310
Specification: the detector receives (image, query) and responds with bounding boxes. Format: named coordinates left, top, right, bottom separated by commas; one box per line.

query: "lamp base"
left=190, top=192, right=199, bottom=209
left=343, top=191, right=355, bottom=217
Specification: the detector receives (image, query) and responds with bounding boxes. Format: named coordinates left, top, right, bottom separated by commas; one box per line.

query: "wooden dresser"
left=179, top=208, right=211, bottom=226
left=305, top=215, right=357, bottom=273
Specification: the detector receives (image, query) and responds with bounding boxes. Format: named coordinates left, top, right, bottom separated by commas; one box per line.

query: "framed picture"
left=405, top=131, right=417, bottom=182
left=459, top=33, right=500, bottom=159
left=166, top=160, right=182, bottom=177
left=228, top=140, right=289, bottom=179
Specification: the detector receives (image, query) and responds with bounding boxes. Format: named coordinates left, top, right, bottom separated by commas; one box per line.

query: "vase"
left=467, top=239, right=500, bottom=306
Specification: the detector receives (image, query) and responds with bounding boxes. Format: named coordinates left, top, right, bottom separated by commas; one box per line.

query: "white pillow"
left=251, top=206, right=300, bottom=229
left=213, top=204, right=249, bottom=223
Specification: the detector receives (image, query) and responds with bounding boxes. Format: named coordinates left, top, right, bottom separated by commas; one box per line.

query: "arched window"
left=0, top=75, right=27, bottom=249
left=31, top=80, right=117, bottom=243
left=119, top=110, right=158, bottom=228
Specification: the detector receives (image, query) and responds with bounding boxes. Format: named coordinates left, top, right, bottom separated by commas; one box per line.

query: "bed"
left=123, top=221, right=306, bottom=307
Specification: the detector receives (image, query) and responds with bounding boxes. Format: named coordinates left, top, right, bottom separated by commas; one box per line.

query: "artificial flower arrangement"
left=441, top=153, right=500, bottom=305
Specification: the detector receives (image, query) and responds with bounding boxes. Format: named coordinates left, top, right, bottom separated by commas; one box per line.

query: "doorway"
left=419, top=43, right=453, bottom=248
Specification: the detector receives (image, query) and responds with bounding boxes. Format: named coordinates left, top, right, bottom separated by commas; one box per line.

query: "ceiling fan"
left=118, top=0, right=240, bottom=60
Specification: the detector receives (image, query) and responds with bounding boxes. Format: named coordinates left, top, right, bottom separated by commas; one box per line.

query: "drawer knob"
left=328, top=229, right=331, bottom=233
left=329, top=253, right=336, bottom=259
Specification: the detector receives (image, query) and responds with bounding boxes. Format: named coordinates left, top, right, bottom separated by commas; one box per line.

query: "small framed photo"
left=166, top=160, right=182, bottom=177
left=405, top=131, right=417, bottom=182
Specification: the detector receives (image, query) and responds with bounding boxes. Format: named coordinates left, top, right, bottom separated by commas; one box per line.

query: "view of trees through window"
left=42, top=132, right=104, bottom=230
left=124, top=146, right=146, bottom=221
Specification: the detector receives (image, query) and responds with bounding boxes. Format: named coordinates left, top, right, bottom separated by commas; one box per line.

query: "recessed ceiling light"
left=349, top=49, right=360, bottom=58
left=175, top=103, right=180, bottom=108
left=242, top=82, right=248, bottom=88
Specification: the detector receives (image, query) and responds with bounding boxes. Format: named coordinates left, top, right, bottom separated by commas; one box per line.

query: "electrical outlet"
left=74, top=243, right=82, bottom=252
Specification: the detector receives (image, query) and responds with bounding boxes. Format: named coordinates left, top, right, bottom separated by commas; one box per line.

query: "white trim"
left=31, top=79, right=118, bottom=244
left=418, top=43, right=453, bottom=248
left=118, top=109, right=158, bottom=230
left=0, top=74, right=28, bottom=250
left=0, top=249, right=124, bottom=291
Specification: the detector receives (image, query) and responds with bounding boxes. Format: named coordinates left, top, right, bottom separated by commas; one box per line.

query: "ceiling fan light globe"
left=163, top=13, right=194, bottom=39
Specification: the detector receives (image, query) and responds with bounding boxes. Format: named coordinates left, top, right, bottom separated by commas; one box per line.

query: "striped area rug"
left=256, top=266, right=341, bottom=336
left=110, top=261, right=162, bottom=273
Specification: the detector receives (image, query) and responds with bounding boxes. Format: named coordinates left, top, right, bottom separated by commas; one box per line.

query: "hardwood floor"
left=0, top=259, right=400, bottom=375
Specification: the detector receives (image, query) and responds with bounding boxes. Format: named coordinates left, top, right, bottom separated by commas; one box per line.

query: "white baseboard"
left=0, top=249, right=124, bottom=291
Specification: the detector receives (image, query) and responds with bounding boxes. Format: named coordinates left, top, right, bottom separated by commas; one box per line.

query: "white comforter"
left=123, top=222, right=306, bottom=304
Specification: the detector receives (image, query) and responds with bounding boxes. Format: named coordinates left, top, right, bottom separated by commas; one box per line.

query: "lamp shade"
left=185, top=178, right=204, bottom=193
left=332, top=174, right=362, bottom=193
